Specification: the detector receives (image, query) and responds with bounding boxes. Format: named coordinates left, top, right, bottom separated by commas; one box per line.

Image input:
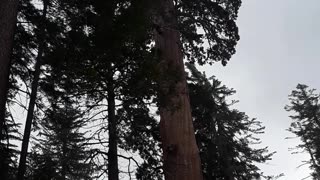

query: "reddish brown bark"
left=0, top=0, right=19, bottom=179
left=154, top=0, right=203, bottom=179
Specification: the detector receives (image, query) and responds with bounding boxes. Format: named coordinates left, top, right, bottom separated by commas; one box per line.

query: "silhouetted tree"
left=17, top=1, right=49, bottom=178
left=26, top=96, right=94, bottom=179
left=0, top=96, right=21, bottom=180
left=60, top=1, right=154, bottom=179
left=187, top=63, right=274, bottom=180
left=286, top=84, right=320, bottom=179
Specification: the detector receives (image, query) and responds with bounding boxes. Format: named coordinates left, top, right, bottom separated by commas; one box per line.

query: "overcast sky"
left=200, top=0, right=320, bottom=179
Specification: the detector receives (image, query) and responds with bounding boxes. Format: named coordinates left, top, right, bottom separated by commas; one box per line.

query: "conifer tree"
left=0, top=89, right=21, bottom=180
left=150, top=0, right=241, bottom=178
left=17, top=0, right=49, bottom=178
left=26, top=92, right=94, bottom=179
left=187, top=63, right=274, bottom=179
left=286, top=84, right=320, bottom=179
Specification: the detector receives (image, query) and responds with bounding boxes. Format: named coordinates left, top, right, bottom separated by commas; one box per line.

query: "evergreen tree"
left=149, top=0, right=242, bottom=178
left=0, top=97, right=21, bottom=180
left=17, top=0, right=49, bottom=178
left=26, top=97, right=94, bottom=180
left=285, top=84, right=320, bottom=179
left=53, top=1, right=155, bottom=179
left=0, top=0, right=38, bottom=176
left=187, top=63, right=274, bottom=180
left=118, top=94, right=162, bottom=180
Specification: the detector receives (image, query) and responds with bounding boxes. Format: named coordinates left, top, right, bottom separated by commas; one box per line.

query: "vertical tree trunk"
left=217, top=121, right=234, bottom=180
left=107, top=70, right=119, bottom=180
left=94, top=1, right=118, bottom=178
left=0, top=1, right=19, bottom=179
left=154, top=0, right=203, bottom=179
left=17, top=1, right=48, bottom=179
left=207, top=119, right=217, bottom=180
left=299, top=124, right=320, bottom=179
left=61, top=139, right=67, bottom=180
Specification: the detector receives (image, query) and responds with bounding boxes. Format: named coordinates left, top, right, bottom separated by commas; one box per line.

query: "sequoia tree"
left=154, top=0, right=203, bottom=179
left=152, top=0, right=241, bottom=179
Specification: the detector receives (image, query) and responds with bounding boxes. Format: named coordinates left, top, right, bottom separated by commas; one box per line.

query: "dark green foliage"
left=0, top=110, right=21, bottom=180
left=27, top=101, right=93, bottom=180
left=0, top=78, right=22, bottom=179
left=118, top=100, right=163, bottom=180
left=186, top=63, right=274, bottom=179
left=27, top=151, right=58, bottom=180
left=150, top=0, right=241, bottom=65
left=175, top=0, right=241, bottom=65
left=34, top=1, right=158, bottom=178
left=285, top=84, right=320, bottom=179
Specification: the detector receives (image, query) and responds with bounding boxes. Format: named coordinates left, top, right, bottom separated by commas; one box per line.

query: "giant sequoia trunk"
left=0, top=0, right=19, bottom=179
left=154, top=0, right=203, bottom=179
left=17, top=1, right=48, bottom=179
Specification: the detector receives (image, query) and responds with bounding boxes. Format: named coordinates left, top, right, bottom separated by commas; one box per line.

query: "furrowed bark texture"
left=155, top=0, right=203, bottom=179
left=0, top=0, right=19, bottom=179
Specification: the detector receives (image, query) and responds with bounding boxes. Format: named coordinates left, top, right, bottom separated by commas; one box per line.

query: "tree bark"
left=107, top=69, right=119, bottom=180
left=154, top=0, right=203, bottom=179
left=0, top=0, right=19, bottom=177
left=0, top=0, right=19, bottom=179
left=17, top=1, right=48, bottom=179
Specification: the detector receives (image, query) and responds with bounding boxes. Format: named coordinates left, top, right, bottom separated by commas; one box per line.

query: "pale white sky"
left=200, top=0, right=320, bottom=179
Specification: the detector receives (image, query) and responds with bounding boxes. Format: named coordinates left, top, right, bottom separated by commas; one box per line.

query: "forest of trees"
left=0, top=0, right=318, bottom=180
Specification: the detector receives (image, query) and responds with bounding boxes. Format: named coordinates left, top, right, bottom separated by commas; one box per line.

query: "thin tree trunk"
left=61, top=139, right=67, bottom=180
left=107, top=69, right=119, bottom=180
left=217, top=121, right=234, bottom=180
left=207, top=118, right=217, bottom=180
left=0, top=1, right=19, bottom=179
left=17, top=1, right=48, bottom=179
left=299, top=124, right=320, bottom=179
left=154, top=0, right=203, bottom=179
left=95, top=1, right=118, bottom=178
